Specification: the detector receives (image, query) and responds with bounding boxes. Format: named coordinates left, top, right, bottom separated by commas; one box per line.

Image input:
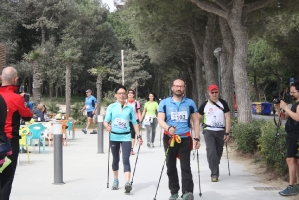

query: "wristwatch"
left=224, top=133, right=230, bottom=136
left=168, top=126, right=174, bottom=132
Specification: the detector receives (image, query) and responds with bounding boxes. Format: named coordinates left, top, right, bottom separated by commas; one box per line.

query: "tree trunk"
left=190, top=26, right=205, bottom=106
left=32, top=60, right=42, bottom=110
left=55, top=86, right=58, bottom=99
left=65, top=64, right=71, bottom=116
left=183, top=59, right=197, bottom=102
left=195, top=54, right=206, bottom=107
left=49, top=82, right=53, bottom=98
left=41, top=26, right=46, bottom=46
left=0, top=43, right=6, bottom=84
left=203, top=13, right=218, bottom=86
left=227, top=3, right=252, bottom=123
left=28, top=79, right=32, bottom=94
left=190, top=0, right=272, bottom=123
left=96, top=75, right=102, bottom=115
left=219, top=17, right=235, bottom=118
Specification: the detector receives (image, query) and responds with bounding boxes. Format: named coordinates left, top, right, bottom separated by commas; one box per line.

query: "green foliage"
left=257, top=122, right=288, bottom=175
left=71, top=102, right=86, bottom=125
left=231, top=120, right=265, bottom=154
left=45, top=102, right=60, bottom=113
left=102, top=91, right=116, bottom=107
left=232, top=119, right=288, bottom=176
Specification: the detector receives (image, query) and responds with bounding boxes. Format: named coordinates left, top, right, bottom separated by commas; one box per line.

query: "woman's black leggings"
left=110, top=141, right=131, bottom=172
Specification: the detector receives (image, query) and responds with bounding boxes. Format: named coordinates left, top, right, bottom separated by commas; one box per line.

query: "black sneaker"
left=82, top=128, right=87, bottom=134
left=90, top=130, right=97, bottom=134
left=124, top=182, right=132, bottom=193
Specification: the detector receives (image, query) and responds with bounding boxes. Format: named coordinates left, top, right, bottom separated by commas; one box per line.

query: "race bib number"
left=170, top=111, right=188, bottom=122
left=113, top=118, right=128, bottom=130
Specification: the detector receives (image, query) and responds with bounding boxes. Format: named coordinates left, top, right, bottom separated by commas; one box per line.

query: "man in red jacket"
left=0, top=67, right=32, bottom=200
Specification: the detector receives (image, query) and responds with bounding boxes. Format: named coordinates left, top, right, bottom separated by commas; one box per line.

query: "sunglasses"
left=211, top=91, right=219, bottom=94
left=128, top=91, right=134, bottom=94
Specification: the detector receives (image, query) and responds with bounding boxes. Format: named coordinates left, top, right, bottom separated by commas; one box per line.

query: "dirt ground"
left=229, top=146, right=297, bottom=200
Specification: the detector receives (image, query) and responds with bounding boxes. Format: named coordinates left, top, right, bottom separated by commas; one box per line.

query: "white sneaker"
left=151, top=143, right=154, bottom=148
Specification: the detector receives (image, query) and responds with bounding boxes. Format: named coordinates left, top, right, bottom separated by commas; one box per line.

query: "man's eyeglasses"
left=117, top=92, right=126, bottom=95
left=290, top=91, right=298, bottom=95
left=173, top=85, right=185, bottom=88
left=211, top=91, right=219, bottom=94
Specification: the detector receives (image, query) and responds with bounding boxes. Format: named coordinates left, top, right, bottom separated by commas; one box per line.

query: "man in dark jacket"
left=0, top=67, right=33, bottom=200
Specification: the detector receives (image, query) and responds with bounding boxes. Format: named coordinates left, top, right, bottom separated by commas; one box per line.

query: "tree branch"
left=189, top=0, right=228, bottom=19
left=213, top=0, right=229, bottom=12
left=245, top=0, right=276, bottom=13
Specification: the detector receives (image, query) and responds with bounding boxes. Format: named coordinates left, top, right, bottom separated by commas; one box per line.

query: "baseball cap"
left=208, top=84, right=219, bottom=91
left=85, top=89, right=92, bottom=93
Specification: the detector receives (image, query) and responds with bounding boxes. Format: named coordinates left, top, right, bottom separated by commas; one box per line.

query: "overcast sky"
left=102, top=0, right=116, bottom=12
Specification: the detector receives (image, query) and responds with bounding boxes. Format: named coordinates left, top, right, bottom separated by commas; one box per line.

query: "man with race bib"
left=198, top=84, right=230, bottom=182
left=104, top=85, right=143, bottom=194
left=158, top=79, right=200, bottom=200
left=81, top=89, right=97, bottom=134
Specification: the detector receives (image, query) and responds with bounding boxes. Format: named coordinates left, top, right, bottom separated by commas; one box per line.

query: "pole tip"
left=199, top=193, right=202, bottom=197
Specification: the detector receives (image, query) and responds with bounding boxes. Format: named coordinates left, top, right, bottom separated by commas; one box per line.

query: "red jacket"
left=0, top=85, right=32, bottom=140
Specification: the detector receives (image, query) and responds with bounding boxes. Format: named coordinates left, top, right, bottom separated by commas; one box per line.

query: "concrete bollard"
left=97, top=115, right=104, bottom=153
left=52, top=122, right=65, bottom=185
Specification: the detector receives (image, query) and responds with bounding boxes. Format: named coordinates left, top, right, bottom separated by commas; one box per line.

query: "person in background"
left=275, top=82, right=299, bottom=196
left=0, top=66, right=33, bottom=199
left=81, top=89, right=97, bottom=134
left=141, top=92, right=159, bottom=148
left=33, top=104, right=46, bottom=122
left=126, top=88, right=141, bottom=155
left=198, top=84, right=230, bottom=182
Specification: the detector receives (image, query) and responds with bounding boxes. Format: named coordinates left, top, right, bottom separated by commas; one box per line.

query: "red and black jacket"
left=0, top=85, right=32, bottom=140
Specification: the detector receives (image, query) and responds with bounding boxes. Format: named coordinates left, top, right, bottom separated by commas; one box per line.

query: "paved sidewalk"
left=11, top=127, right=293, bottom=200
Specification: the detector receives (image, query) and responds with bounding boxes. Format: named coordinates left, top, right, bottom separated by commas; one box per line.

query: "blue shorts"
left=87, top=111, right=94, bottom=118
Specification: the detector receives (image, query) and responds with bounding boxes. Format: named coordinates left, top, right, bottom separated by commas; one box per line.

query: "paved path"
left=11, top=127, right=293, bottom=200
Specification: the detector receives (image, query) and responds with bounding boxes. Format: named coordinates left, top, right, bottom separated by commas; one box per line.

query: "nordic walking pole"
left=225, top=142, right=230, bottom=176
left=196, top=149, right=202, bottom=197
left=153, top=146, right=169, bottom=200
left=131, top=137, right=142, bottom=186
left=191, top=128, right=195, bottom=160
left=107, top=133, right=111, bottom=188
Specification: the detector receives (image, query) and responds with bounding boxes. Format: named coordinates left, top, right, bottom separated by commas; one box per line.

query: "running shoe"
left=169, top=193, right=179, bottom=200
left=294, top=184, right=299, bottom=193
left=182, top=192, right=194, bottom=200
left=111, top=179, right=119, bottom=190
left=131, top=149, right=135, bottom=155
left=147, top=142, right=151, bottom=148
left=279, top=185, right=297, bottom=196
left=82, top=128, right=87, bottom=134
left=124, top=182, right=132, bottom=193
left=211, top=175, right=218, bottom=182
left=151, top=143, right=154, bottom=148
left=90, top=130, right=97, bottom=134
